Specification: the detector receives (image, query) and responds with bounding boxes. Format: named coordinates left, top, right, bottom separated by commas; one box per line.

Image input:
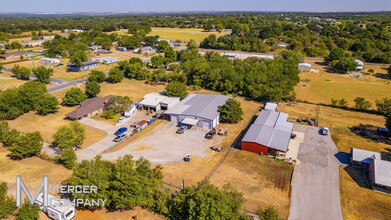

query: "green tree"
left=151, top=55, right=165, bottom=68
left=32, top=66, right=53, bottom=83
left=62, top=88, right=87, bottom=106
left=36, top=94, right=59, bottom=115
left=165, top=81, right=188, bottom=99
left=376, top=98, right=391, bottom=115
left=157, top=40, right=170, bottom=52
left=187, top=39, right=198, bottom=50
left=108, top=67, right=124, bottom=83
left=385, top=111, right=391, bottom=133
left=105, top=96, right=132, bottom=114
left=0, top=182, right=17, bottom=219
left=8, top=131, right=43, bottom=159
left=85, top=81, right=101, bottom=98
left=1, top=129, right=20, bottom=147
left=70, top=51, right=88, bottom=67
left=338, top=98, right=348, bottom=108
left=11, top=65, right=31, bottom=79
left=219, top=98, right=244, bottom=123
left=332, top=57, right=358, bottom=72
left=387, top=65, right=391, bottom=80
left=15, top=200, right=40, bottom=220
left=354, top=97, right=372, bottom=111
left=325, top=47, right=345, bottom=63
left=88, top=70, right=106, bottom=83
left=331, top=98, right=338, bottom=107
left=0, top=121, right=10, bottom=143
left=257, top=206, right=281, bottom=220
left=0, top=63, right=3, bottom=72
left=53, top=121, right=85, bottom=148
left=58, top=147, right=77, bottom=169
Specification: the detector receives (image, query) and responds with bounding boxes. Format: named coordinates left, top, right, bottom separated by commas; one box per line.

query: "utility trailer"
left=35, top=193, right=75, bottom=220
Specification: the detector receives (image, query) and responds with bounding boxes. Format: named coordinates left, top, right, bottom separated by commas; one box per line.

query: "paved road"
left=289, top=124, right=343, bottom=220
left=47, top=77, right=87, bottom=93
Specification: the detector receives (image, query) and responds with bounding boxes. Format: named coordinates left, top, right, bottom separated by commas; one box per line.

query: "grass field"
left=0, top=71, right=29, bottom=90
left=296, top=59, right=391, bottom=107
left=110, top=28, right=230, bottom=43
left=339, top=165, right=391, bottom=220
left=210, top=150, right=293, bottom=219
left=279, top=102, right=388, bottom=154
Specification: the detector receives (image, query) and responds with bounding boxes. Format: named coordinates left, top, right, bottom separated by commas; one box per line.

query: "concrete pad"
left=285, top=131, right=304, bottom=163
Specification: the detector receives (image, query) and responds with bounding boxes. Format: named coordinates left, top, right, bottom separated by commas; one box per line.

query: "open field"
left=297, top=59, right=391, bottom=106
left=7, top=105, right=107, bottom=148
left=0, top=70, right=29, bottom=90
left=74, top=207, right=165, bottom=220
left=0, top=147, right=73, bottom=197
left=279, top=102, right=388, bottom=154
left=339, top=165, right=391, bottom=220
left=110, top=28, right=230, bottom=43
left=210, top=150, right=293, bottom=219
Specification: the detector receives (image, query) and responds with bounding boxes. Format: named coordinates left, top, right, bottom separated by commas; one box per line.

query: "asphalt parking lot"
left=101, top=122, right=224, bottom=163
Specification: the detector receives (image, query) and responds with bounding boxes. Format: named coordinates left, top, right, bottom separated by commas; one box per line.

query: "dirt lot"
left=339, top=165, right=391, bottom=220
left=102, top=122, right=223, bottom=163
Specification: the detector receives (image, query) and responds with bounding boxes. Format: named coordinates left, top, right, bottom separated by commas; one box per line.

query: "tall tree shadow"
left=343, top=166, right=371, bottom=189
left=349, top=124, right=391, bottom=145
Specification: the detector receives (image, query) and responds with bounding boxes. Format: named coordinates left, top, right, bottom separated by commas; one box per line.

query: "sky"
left=1, top=0, right=391, bottom=13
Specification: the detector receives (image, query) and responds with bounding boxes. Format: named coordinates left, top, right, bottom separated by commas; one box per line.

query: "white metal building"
left=138, top=93, right=180, bottom=112
left=164, top=94, right=230, bottom=129
left=298, top=63, right=311, bottom=72
left=40, top=58, right=61, bottom=64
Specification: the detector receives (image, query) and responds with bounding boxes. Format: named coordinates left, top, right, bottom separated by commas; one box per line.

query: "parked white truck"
left=35, top=193, right=75, bottom=220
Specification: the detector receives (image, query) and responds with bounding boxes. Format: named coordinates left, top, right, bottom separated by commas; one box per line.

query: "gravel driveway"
left=288, top=124, right=343, bottom=220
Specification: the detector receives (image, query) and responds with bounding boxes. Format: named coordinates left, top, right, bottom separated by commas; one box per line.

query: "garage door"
left=171, top=115, right=178, bottom=123
left=202, top=121, right=211, bottom=129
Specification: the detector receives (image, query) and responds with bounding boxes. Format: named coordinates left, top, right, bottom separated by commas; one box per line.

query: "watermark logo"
left=16, top=175, right=106, bottom=208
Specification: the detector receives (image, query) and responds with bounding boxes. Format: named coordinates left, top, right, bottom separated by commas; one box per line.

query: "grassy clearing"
left=210, top=150, right=293, bottom=219
left=297, top=59, right=391, bottom=107
left=74, top=206, right=165, bottom=220
left=279, top=102, right=388, bottom=154
left=7, top=105, right=107, bottom=148
left=0, top=71, right=29, bottom=90
left=110, top=28, right=230, bottom=43
left=339, top=165, right=391, bottom=220
left=91, top=113, right=122, bottom=125
left=0, top=147, right=73, bottom=197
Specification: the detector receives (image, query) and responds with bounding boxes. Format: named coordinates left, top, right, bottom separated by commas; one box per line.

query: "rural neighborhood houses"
left=67, top=60, right=99, bottom=72
left=65, top=95, right=114, bottom=120
left=164, top=94, right=230, bottom=129
left=140, top=46, right=156, bottom=55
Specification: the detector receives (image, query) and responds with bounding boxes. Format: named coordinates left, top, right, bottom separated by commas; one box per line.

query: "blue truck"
left=114, top=127, right=128, bottom=136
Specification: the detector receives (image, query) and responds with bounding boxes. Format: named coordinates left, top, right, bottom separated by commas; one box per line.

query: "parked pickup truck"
left=113, top=133, right=127, bottom=142
left=205, top=129, right=216, bottom=139
left=114, top=127, right=128, bottom=136
left=177, top=125, right=188, bottom=134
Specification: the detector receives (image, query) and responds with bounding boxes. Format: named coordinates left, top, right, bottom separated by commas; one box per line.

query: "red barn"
left=241, top=110, right=293, bottom=155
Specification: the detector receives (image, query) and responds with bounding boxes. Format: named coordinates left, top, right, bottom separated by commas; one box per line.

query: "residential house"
left=141, top=46, right=155, bottom=55
left=67, top=61, right=99, bottom=72
left=65, top=95, right=115, bottom=120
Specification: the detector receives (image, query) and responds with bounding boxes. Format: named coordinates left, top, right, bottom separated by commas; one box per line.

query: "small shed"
left=265, top=102, right=278, bottom=111
left=298, top=63, right=311, bottom=72
left=136, top=120, right=148, bottom=130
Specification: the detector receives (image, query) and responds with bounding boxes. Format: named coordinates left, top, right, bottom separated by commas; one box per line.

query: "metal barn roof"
left=139, top=93, right=179, bottom=107
left=372, top=159, right=391, bottom=187
left=242, top=110, right=293, bottom=152
left=351, top=148, right=381, bottom=164
left=165, top=94, right=230, bottom=121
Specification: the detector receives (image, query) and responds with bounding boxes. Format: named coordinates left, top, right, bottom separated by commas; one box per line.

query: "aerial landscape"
left=0, top=0, right=391, bottom=219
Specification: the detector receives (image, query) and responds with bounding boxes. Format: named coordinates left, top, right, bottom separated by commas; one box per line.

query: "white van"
left=35, top=193, right=75, bottom=220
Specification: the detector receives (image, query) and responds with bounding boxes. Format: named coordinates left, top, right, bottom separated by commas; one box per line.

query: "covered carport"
left=180, top=118, right=199, bottom=128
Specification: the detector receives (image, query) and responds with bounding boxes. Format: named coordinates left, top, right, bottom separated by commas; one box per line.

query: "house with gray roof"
left=369, top=158, right=391, bottom=192
left=350, top=148, right=381, bottom=168
left=241, top=110, right=293, bottom=155
left=67, top=61, right=99, bottom=72
left=164, top=94, right=230, bottom=129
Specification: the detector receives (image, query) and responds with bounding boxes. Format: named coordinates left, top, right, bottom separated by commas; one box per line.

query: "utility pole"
left=316, top=104, right=320, bottom=127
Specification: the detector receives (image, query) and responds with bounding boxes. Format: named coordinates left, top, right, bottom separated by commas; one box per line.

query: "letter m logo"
left=16, top=175, right=48, bottom=207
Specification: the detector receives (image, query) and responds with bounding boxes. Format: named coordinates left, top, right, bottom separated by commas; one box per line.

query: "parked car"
left=218, top=128, right=227, bottom=136
left=184, top=155, right=190, bottom=162
left=291, top=133, right=297, bottom=139
left=113, top=133, right=127, bottom=142
left=210, top=146, right=222, bottom=152
left=321, top=127, right=329, bottom=135
left=114, top=127, right=128, bottom=136
left=117, top=117, right=125, bottom=123
left=177, top=125, right=188, bottom=134
left=377, top=127, right=389, bottom=136
left=205, top=129, right=216, bottom=139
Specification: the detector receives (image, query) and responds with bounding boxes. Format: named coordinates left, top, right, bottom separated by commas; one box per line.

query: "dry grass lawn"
left=0, top=71, right=29, bottom=90
left=210, top=150, right=293, bottom=219
left=73, top=207, right=165, bottom=220
left=339, top=165, right=391, bottom=220
left=279, top=102, right=388, bottom=154
left=297, top=59, right=391, bottom=107
left=7, top=105, right=107, bottom=148
left=110, top=28, right=230, bottom=43
left=0, top=147, right=73, bottom=197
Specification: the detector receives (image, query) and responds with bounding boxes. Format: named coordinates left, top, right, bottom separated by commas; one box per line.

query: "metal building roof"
left=242, top=110, right=293, bottom=152
left=351, top=148, right=381, bottom=164
left=165, top=94, right=230, bottom=121
left=372, top=159, right=391, bottom=187
left=139, top=93, right=179, bottom=107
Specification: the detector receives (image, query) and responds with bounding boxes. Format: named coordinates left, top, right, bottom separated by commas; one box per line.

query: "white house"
left=138, top=93, right=180, bottom=112
left=164, top=94, right=230, bottom=129
left=103, top=57, right=120, bottom=64
left=40, top=58, right=61, bottom=64
left=298, top=63, right=311, bottom=72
